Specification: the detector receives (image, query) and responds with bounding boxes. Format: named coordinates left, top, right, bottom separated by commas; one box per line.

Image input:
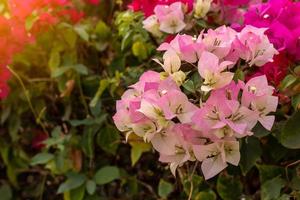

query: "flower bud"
left=171, top=70, right=186, bottom=86
left=143, top=15, right=162, bottom=37
left=194, top=0, right=212, bottom=19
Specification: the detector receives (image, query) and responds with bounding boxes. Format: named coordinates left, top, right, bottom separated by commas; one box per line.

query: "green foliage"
left=261, top=176, right=286, bottom=200
left=158, top=179, right=174, bottom=199
left=239, top=137, right=262, bottom=175
left=216, top=174, right=243, bottom=200
left=280, top=111, right=300, bottom=149
left=94, top=166, right=120, bottom=185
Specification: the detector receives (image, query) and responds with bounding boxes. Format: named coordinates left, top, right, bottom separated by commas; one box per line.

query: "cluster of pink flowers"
left=142, top=2, right=188, bottom=35
left=243, top=0, right=300, bottom=61
left=129, top=0, right=193, bottom=17
left=114, top=25, right=279, bottom=179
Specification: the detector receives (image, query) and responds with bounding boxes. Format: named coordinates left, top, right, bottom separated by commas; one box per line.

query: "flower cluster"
left=114, top=25, right=279, bottom=179
left=129, top=0, right=193, bottom=17
left=143, top=2, right=188, bottom=35
left=243, top=0, right=300, bottom=61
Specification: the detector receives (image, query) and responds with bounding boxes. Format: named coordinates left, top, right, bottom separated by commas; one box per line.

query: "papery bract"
left=193, top=140, right=240, bottom=180
left=198, top=51, right=234, bottom=91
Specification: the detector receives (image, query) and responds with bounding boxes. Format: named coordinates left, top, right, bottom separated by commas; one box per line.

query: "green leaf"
left=48, top=49, right=61, bottom=69
left=292, top=94, right=300, bottom=110
left=94, top=166, right=120, bottom=185
left=280, top=74, right=297, bottom=90
left=86, top=180, right=96, bottom=195
left=132, top=41, right=148, bottom=60
left=276, top=194, right=291, bottom=200
left=95, top=21, right=110, bottom=39
left=74, top=25, right=89, bottom=42
left=57, top=173, right=86, bottom=194
left=183, top=80, right=196, bottom=93
left=31, top=153, right=54, bottom=165
left=69, top=184, right=85, bottom=200
left=89, top=79, right=110, bottom=107
left=52, top=66, right=72, bottom=78
left=158, top=179, right=173, bottom=199
left=257, top=164, right=285, bottom=184
left=280, top=111, right=300, bottom=149
left=252, top=123, right=271, bottom=138
left=0, top=184, right=12, bottom=200
left=239, top=137, right=262, bottom=175
left=81, top=126, right=96, bottom=159
left=129, top=141, right=151, bottom=166
left=63, top=28, right=77, bottom=48
left=183, top=174, right=207, bottom=198
left=25, top=13, right=39, bottom=31
left=121, top=31, right=132, bottom=51
left=261, top=176, right=286, bottom=200
left=96, top=125, right=120, bottom=155
left=195, top=190, right=217, bottom=200
left=233, top=68, right=245, bottom=81
left=72, top=64, right=88, bottom=75
left=216, top=174, right=242, bottom=200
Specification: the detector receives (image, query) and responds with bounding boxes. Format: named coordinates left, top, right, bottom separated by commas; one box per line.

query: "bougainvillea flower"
left=193, top=140, right=240, bottom=180
left=152, top=123, right=194, bottom=175
left=201, top=26, right=237, bottom=59
left=241, top=75, right=274, bottom=107
left=198, top=51, right=234, bottom=91
left=128, top=0, right=194, bottom=17
left=154, top=2, right=186, bottom=34
left=246, top=53, right=290, bottom=86
left=243, top=0, right=300, bottom=61
left=235, top=25, right=278, bottom=66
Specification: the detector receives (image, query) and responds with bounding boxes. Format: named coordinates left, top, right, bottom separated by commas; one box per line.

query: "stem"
left=77, top=75, right=90, bottom=115
left=39, top=175, right=47, bottom=200
left=188, top=161, right=199, bottom=200
left=7, top=66, right=48, bottom=134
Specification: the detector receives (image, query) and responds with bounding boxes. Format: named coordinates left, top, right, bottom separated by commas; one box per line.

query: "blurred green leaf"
left=0, top=184, right=12, bottom=200
left=31, top=153, right=54, bottom=165
left=280, top=111, right=300, bottom=149
left=239, top=137, right=262, bottom=175
left=129, top=141, right=151, bottom=166
left=90, top=79, right=110, bottom=107
left=95, top=21, right=110, bottom=39
left=280, top=74, right=297, bottom=90
left=132, top=41, right=148, bottom=60
left=57, top=173, right=86, bottom=194
left=292, top=94, right=300, bottom=110
left=74, top=25, right=89, bottom=42
left=86, top=180, right=96, bottom=195
left=257, top=165, right=285, bottom=184
left=52, top=66, right=72, bottom=78
left=63, top=28, right=77, bottom=48
left=70, top=184, right=85, bottom=200
left=253, top=123, right=271, bottom=138
left=96, top=125, right=120, bottom=155
left=195, top=190, right=216, bottom=200
left=216, top=174, right=242, bottom=200
left=72, top=64, right=88, bottom=75
left=158, top=179, right=173, bottom=199
left=261, top=176, right=286, bottom=200
left=94, top=166, right=120, bottom=185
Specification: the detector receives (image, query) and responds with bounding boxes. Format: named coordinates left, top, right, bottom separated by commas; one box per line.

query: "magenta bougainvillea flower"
left=244, top=0, right=300, bottom=61
left=246, top=53, right=291, bottom=86
left=128, top=0, right=194, bottom=17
